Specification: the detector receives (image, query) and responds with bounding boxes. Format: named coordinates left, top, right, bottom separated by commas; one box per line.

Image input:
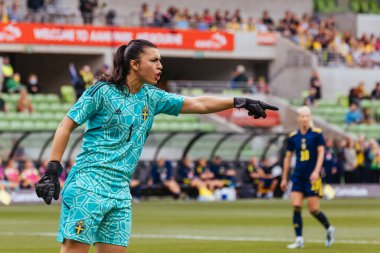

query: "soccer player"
left=281, top=106, right=335, bottom=249
left=35, top=39, right=278, bottom=253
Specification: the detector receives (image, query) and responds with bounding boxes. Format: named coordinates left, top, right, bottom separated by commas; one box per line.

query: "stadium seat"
left=45, top=94, right=60, bottom=103
left=60, top=85, right=76, bottom=104
left=369, top=0, right=380, bottom=13
left=0, top=120, right=9, bottom=130
left=350, top=0, right=362, bottom=12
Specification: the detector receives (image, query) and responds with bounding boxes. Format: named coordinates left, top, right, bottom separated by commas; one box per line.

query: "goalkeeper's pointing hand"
left=234, top=97, right=279, bottom=119
left=36, top=161, right=63, bottom=205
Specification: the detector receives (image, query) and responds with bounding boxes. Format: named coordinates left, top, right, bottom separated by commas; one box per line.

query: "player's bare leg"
left=308, top=196, right=335, bottom=247
left=61, top=239, right=90, bottom=253
left=287, top=192, right=304, bottom=249
left=96, top=243, right=127, bottom=253
left=164, top=180, right=181, bottom=198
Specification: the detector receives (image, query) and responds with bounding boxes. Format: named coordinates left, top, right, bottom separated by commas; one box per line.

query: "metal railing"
left=168, top=80, right=263, bottom=95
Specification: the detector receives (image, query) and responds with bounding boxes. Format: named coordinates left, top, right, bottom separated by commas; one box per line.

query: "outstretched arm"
left=181, top=96, right=233, bottom=114
left=181, top=96, right=278, bottom=118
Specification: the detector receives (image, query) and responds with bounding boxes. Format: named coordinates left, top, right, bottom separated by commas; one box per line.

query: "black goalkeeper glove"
left=36, top=161, right=63, bottom=205
left=234, top=97, right=279, bottom=119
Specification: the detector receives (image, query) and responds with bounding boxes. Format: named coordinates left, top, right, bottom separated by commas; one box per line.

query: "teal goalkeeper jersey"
left=66, top=82, right=184, bottom=200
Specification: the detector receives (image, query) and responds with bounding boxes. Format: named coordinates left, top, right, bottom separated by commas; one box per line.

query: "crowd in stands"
left=1, top=141, right=380, bottom=200
left=0, top=0, right=114, bottom=26
left=138, top=3, right=380, bottom=68
left=0, top=55, right=110, bottom=114
left=283, top=14, right=380, bottom=68
left=344, top=81, right=380, bottom=125
left=0, top=1, right=378, bottom=69
left=0, top=56, right=42, bottom=113
left=230, top=64, right=270, bottom=95
left=303, top=70, right=380, bottom=126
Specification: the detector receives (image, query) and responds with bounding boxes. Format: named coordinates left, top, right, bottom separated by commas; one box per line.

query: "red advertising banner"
left=216, top=108, right=281, bottom=127
left=0, top=23, right=234, bottom=51
left=256, top=32, right=276, bottom=45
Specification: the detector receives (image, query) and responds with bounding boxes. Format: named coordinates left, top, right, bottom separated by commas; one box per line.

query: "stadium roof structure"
left=0, top=131, right=286, bottom=163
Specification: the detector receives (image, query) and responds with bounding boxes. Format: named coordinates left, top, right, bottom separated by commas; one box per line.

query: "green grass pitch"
left=0, top=199, right=379, bottom=253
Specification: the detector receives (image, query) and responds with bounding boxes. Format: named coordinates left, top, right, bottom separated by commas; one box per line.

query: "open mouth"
left=155, top=73, right=161, bottom=81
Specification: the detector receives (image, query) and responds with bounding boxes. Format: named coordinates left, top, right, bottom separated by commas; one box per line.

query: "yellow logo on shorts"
left=75, top=220, right=85, bottom=235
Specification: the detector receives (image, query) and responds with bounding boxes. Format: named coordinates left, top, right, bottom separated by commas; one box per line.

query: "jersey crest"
left=142, top=106, right=149, bottom=121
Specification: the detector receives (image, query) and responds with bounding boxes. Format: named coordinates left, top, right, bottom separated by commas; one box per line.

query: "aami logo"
left=0, top=24, right=22, bottom=42
left=194, top=33, right=227, bottom=50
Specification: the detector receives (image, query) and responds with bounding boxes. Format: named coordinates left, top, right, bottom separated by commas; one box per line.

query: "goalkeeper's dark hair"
left=98, top=39, right=157, bottom=93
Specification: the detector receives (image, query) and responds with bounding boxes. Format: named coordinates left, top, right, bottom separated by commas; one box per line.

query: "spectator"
left=0, top=1, right=8, bottom=23
left=25, top=0, right=44, bottom=23
left=323, top=137, right=337, bottom=184
left=304, top=88, right=318, bottom=107
left=69, top=63, right=85, bottom=99
left=345, top=102, right=362, bottom=125
left=362, top=107, right=376, bottom=125
left=355, top=135, right=367, bottom=183
left=26, top=73, right=42, bottom=94
left=17, top=88, right=33, bottom=113
left=0, top=91, right=7, bottom=112
left=79, top=0, right=97, bottom=24
left=310, top=70, right=322, bottom=99
left=244, top=17, right=255, bottom=32
left=1, top=57, right=13, bottom=92
left=245, top=157, right=260, bottom=192
left=256, top=76, right=270, bottom=94
left=370, top=82, right=380, bottom=99
left=20, top=160, right=40, bottom=189
left=178, top=157, right=208, bottom=195
left=140, top=3, right=152, bottom=27
left=344, top=138, right=357, bottom=183
left=95, top=64, right=110, bottom=81
left=231, top=65, right=247, bottom=89
left=209, top=156, right=236, bottom=186
left=79, top=65, right=94, bottom=89
left=261, top=10, right=274, bottom=31
left=202, top=8, right=213, bottom=25
left=356, top=81, right=369, bottom=99
left=4, top=159, right=20, bottom=190
left=348, top=87, right=362, bottom=107
left=195, top=158, right=223, bottom=191
left=5, top=73, right=23, bottom=93
left=366, top=139, right=380, bottom=183
left=150, top=159, right=181, bottom=199
left=152, top=4, right=163, bottom=27
left=105, top=9, right=116, bottom=26
left=7, top=0, right=22, bottom=22
left=256, top=157, right=279, bottom=199
left=38, top=159, right=48, bottom=175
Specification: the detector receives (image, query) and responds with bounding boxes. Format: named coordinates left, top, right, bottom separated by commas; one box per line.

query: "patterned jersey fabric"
left=66, top=82, right=184, bottom=200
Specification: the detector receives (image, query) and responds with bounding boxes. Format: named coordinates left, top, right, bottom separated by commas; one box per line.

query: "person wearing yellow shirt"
left=79, top=65, right=94, bottom=89
left=1, top=57, right=13, bottom=92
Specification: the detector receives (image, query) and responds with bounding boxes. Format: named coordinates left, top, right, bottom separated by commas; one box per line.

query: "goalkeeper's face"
left=136, top=47, right=163, bottom=85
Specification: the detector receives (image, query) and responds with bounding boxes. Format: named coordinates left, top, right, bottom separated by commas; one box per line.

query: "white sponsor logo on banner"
left=0, top=24, right=22, bottom=41
left=194, top=33, right=227, bottom=49
left=136, top=32, right=183, bottom=45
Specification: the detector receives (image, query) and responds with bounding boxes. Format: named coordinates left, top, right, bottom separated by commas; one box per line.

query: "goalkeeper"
left=35, top=39, right=278, bottom=253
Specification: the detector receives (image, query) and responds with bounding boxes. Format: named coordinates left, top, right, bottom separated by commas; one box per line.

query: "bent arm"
left=313, top=146, right=325, bottom=175
left=180, top=96, right=234, bottom=114
left=50, top=116, right=78, bottom=162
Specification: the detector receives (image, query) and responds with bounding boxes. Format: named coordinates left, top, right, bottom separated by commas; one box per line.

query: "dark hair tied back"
left=98, top=39, right=157, bottom=92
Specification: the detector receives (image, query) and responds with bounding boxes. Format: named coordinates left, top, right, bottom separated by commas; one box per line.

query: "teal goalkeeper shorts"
left=57, top=177, right=132, bottom=247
